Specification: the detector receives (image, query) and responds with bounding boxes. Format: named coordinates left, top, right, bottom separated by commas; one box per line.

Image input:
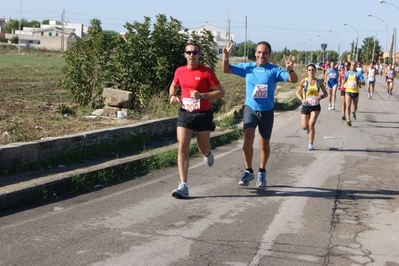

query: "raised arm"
left=221, top=42, right=234, bottom=74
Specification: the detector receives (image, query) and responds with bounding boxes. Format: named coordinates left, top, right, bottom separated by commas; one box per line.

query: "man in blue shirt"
left=221, top=41, right=298, bottom=188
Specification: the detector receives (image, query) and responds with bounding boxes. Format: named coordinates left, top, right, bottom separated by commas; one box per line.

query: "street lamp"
left=379, top=0, right=398, bottom=64
left=343, top=23, right=359, bottom=62
left=309, top=39, right=320, bottom=61
left=367, top=13, right=388, bottom=63
left=328, top=29, right=342, bottom=58
left=298, top=43, right=308, bottom=65
left=302, top=41, right=314, bottom=63
left=379, top=0, right=399, bottom=10
left=317, top=35, right=329, bottom=61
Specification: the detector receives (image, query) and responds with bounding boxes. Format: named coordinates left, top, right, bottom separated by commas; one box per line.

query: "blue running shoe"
left=238, top=171, right=254, bottom=186
left=256, top=171, right=267, bottom=187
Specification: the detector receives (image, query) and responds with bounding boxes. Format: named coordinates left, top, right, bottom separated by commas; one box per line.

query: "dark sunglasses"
left=185, top=50, right=199, bottom=55
left=308, top=69, right=315, bottom=71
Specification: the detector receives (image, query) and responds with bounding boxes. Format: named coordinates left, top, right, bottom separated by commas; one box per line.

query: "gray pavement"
left=0, top=73, right=398, bottom=265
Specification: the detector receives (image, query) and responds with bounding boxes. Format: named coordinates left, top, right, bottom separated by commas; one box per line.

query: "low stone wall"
left=0, top=117, right=177, bottom=173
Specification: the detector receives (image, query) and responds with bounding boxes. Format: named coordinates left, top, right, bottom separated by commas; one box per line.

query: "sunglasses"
left=185, top=50, right=199, bottom=55
left=308, top=69, right=315, bottom=71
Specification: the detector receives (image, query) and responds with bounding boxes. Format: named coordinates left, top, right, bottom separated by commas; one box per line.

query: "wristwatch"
left=168, top=94, right=175, bottom=98
left=200, top=93, right=205, bottom=99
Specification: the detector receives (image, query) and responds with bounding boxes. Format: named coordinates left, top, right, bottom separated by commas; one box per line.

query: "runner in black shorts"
left=295, top=63, right=328, bottom=150
left=177, top=108, right=214, bottom=131
left=169, top=42, right=225, bottom=198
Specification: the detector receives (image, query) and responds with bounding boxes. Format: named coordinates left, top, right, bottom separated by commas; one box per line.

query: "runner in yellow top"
left=296, top=63, right=327, bottom=150
left=344, top=61, right=365, bottom=126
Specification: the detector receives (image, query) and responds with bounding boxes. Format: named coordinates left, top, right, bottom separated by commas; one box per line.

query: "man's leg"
left=258, top=135, right=270, bottom=169
left=242, top=128, right=255, bottom=169
left=176, top=126, right=193, bottom=183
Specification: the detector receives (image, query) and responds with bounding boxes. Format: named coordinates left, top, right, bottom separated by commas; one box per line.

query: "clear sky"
left=2, top=0, right=398, bottom=55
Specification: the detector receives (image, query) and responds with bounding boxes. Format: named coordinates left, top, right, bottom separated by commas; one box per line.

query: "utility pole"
left=61, top=10, right=65, bottom=53
left=244, top=16, right=247, bottom=62
left=18, top=0, right=21, bottom=53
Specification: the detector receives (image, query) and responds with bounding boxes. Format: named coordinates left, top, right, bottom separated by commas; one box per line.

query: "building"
left=0, top=18, right=11, bottom=38
left=188, top=23, right=234, bottom=55
left=4, top=20, right=84, bottom=51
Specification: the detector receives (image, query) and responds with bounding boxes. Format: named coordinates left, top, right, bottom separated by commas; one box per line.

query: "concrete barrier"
left=0, top=117, right=177, bottom=174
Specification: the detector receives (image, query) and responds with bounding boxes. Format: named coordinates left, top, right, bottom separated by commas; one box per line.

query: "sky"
left=2, top=0, right=399, bottom=55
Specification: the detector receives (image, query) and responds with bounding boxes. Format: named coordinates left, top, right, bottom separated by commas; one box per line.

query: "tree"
left=4, top=19, right=28, bottom=33
left=62, top=18, right=115, bottom=108
left=27, top=20, right=40, bottom=28
left=360, top=36, right=381, bottom=64
left=232, top=41, right=256, bottom=60
left=62, top=14, right=219, bottom=110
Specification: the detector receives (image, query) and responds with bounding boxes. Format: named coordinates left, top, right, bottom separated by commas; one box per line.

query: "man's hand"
left=222, top=42, right=234, bottom=58
left=283, top=54, right=293, bottom=71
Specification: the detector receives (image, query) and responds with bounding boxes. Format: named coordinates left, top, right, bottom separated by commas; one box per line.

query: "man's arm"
left=221, top=43, right=233, bottom=74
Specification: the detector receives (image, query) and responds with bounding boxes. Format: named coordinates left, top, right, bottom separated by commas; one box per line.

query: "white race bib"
left=182, top=98, right=201, bottom=112
left=252, top=84, right=268, bottom=98
left=347, top=81, right=357, bottom=89
left=306, top=96, right=318, bottom=106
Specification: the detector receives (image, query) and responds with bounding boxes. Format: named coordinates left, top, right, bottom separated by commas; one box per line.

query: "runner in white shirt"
left=367, top=62, right=377, bottom=99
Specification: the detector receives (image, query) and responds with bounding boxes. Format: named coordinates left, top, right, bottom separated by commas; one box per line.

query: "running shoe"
left=305, top=129, right=309, bottom=134
left=204, top=152, right=214, bottom=167
left=347, top=119, right=352, bottom=126
left=352, top=112, right=356, bottom=121
left=171, top=183, right=189, bottom=198
left=308, top=143, right=314, bottom=150
left=387, top=93, right=390, bottom=98
left=256, top=171, right=267, bottom=187
left=238, top=171, right=255, bottom=186
left=328, top=103, right=332, bottom=111
left=332, top=104, right=335, bottom=110
left=341, top=114, right=346, bottom=121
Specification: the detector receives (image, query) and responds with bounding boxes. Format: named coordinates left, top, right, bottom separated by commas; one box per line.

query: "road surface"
left=1, top=74, right=398, bottom=265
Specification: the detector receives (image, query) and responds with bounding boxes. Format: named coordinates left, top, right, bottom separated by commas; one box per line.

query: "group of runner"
left=322, top=59, right=396, bottom=122
left=296, top=58, right=396, bottom=151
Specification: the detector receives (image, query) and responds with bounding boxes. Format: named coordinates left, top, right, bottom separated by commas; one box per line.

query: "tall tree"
left=360, top=36, right=381, bottom=64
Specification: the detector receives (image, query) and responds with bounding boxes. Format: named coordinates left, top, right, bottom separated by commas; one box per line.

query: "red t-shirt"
left=173, top=65, right=220, bottom=112
left=340, top=69, right=346, bottom=91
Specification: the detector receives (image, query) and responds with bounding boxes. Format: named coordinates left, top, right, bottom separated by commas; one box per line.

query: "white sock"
left=181, top=182, right=187, bottom=187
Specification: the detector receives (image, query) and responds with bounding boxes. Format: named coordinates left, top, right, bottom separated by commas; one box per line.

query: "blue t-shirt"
left=230, top=62, right=289, bottom=111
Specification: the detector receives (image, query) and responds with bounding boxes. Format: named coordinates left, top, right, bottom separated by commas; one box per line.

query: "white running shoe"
left=171, top=183, right=189, bottom=198
left=256, top=171, right=267, bottom=187
left=308, top=143, right=314, bottom=150
left=204, top=152, right=214, bottom=167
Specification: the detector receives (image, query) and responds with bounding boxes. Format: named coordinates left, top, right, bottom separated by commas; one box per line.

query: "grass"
left=0, top=45, right=302, bottom=147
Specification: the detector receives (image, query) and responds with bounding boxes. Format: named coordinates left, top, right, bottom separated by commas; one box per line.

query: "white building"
left=188, top=23, right=234, bottom=55
left=5, top=20, right=83, bottom=51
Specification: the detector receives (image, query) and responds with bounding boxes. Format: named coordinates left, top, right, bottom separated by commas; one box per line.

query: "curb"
left=0, top=130, right=236, bottom=210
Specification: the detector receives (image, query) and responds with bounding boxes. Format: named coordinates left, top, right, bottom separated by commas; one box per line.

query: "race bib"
left=182, top=98, right=201, bottom=112
left=252, top=84, right=268, bottom=98
left=306, top=96, right=318, bottom=106
left=347, top=81, right=357, bottom=89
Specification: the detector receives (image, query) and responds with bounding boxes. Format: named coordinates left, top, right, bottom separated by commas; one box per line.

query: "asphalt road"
left=1, top=74, right=398, bottom=265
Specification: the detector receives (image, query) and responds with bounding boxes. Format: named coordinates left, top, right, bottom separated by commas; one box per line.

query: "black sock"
left=259, top=168, right=266, bottom=173
left=246, top=168, right=253, bottom=173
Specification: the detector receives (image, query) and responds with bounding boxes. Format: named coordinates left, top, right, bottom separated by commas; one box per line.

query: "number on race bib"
left=252, top=84, right=268, bottom=98
left=182, top=98, right=201, bottom=112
